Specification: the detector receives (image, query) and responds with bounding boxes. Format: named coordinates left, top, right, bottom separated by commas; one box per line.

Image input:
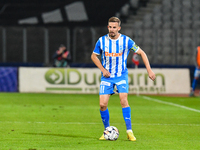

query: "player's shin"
left=100, top=108, right=110, bottom=129
left=192, top=79, right=197, bottom=91
left=122, top=106, right=132, bottom=131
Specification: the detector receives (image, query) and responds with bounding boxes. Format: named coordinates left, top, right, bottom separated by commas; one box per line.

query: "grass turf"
left=0, top=93, right=200, bottom=150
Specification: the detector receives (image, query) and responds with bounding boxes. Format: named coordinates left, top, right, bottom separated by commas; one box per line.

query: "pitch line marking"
left=0, top=121, right=200, bottom=126
left=142, top=96, right=200, bottom=113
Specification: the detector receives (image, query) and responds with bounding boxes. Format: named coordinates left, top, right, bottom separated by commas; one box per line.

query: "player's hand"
left=148, top=70, right=156, bottom=81
left=102, top=70, right=111, bottom=78
left=57, top=49, right=63, bottom=54
left=62, top=53, right=67, bottom=58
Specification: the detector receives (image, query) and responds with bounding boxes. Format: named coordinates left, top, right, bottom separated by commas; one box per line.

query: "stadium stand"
left=123, top=0, right=200, bottom=65
left=0, top=0, right=129, bottom=26
left=0, top=0, right=199, bottom=67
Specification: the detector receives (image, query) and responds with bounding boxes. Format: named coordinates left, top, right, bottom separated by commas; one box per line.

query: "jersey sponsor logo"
left=131, top=44, right=139, bottom=52
left=105, top=52, right=122, bottom=57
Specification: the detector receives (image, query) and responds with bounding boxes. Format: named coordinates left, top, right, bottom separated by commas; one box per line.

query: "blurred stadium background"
left=0, top=0, right=199, bottom=92
left=1, top=1, right=199, bottom=149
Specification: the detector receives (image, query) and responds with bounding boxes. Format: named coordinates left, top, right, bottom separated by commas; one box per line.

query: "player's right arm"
left=91, top=39, right=110, bottom=78
left=91, top=53, right=110, bottom=77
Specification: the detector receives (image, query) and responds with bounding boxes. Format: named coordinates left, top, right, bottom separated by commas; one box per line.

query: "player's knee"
left=100, top=103, right=107, bottom=111
left=120, top=99, right=129, bottom=108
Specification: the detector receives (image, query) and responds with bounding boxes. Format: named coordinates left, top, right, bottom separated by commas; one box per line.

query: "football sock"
left=122, top=107, right=132, bottom=130
left=100, top=108, right=110, bottom=129
left=192, top=79, right=197, bottom=91
left=127, top=130, right=133, bottom=133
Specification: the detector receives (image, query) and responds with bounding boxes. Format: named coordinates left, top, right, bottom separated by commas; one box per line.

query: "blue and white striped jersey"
left=93, top=34, right=139, bottom=78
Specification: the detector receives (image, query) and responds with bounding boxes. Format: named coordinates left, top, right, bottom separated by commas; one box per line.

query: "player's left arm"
left=136, top=48, right=156, bottom=81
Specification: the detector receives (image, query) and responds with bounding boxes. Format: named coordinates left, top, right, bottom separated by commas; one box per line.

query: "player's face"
left=108, top=22, right=121, bottom=39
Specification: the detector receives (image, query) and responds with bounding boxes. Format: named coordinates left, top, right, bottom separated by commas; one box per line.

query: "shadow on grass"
left=23, top=133, right=131, bottom=142
left=23, top=132, right=98, bottom=140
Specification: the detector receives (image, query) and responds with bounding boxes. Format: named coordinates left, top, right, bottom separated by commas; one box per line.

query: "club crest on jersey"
left=119, top=45, right=123, bottom=51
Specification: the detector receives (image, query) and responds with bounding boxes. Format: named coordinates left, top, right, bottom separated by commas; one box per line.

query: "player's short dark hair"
left=59, top=44, right=66, bottom=48
left=108, top=17, right=121, bottom=26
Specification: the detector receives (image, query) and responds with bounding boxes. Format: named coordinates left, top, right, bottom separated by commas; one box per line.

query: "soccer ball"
left=104, top=126, right=119, bottom=141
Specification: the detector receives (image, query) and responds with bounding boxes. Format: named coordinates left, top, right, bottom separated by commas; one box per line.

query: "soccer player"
left=91, top=17, right=156, bottom=141
left=190, top=46, right=200, bottom=97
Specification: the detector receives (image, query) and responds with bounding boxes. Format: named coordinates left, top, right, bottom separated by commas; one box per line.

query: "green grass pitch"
left=0, top=93, right=200, bottom=150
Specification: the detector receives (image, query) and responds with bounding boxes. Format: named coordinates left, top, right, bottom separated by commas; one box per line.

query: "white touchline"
left=142, top=96, right=200, bottom=113
left=0, top=121, right=199, bottom=126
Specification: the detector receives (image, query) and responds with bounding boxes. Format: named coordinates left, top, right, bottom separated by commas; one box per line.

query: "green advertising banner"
left=19, top=67, right=190, bottom=94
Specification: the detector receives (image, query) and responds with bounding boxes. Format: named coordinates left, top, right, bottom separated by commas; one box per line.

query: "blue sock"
left=192, top=79, right=197, bottom=91
left=122, top=107, right=132, bottom=130
left=100, top=108, right=110, bottom=129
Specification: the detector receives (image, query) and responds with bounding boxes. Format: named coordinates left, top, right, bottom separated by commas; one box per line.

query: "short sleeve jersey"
left=93, top=34, right=139, bottom=78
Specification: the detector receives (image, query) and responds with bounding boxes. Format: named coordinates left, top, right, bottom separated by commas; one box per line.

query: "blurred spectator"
left=190, top=46, right=200, bottom=97
left=53, top=44, right=71, bottom=67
